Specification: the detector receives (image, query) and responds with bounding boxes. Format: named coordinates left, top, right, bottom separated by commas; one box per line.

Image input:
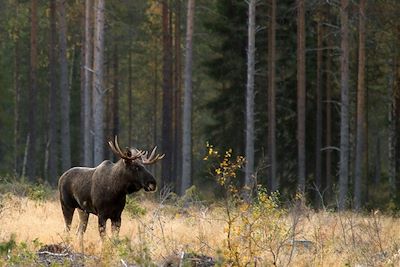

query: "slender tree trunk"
left=161, top=0, right=173, bottom=189
left=93, top=0, right=105, bottom=165
left=58, top=0, right=71, bottom=172
left=325, top=35, right=333, bottom=202
left=268, top=0, right=277, bottom=192
left=315, top=14, right=323, bottom=206
left=13, top=4, right=21, bottom=176
left=353, top=0, right=366, bottom=210
left=128, top=45, right=133, bottom=145
left=297, top=0, right=306, bottom=194
left=394, top=31, right=400, bottom=201
left=244, top=0, right=256, bottom=193
left=181, top=0, right=195, bottom=195
left=26, top=0, right=38, bottom=182
left=80, top=7, right=85, bottom=165
left=48, top=0, right=58, bottom=184
left=388, top=56, right=396, bottom=200
left=174, top=0, right=182, bottom=190
left=153, top=52, right=159, bottom=177
left=339, top=0, right=350, bottom=210
left=113, top=42, right=119, bottom=139
left=83, top=0, right=93, bottom=167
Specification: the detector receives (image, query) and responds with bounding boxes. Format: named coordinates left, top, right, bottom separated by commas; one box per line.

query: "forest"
left=1, top=0, right=397, bottom=209
left=1, top=0, right=400, bottom=266
left=0, top=0, right=399, bottom=201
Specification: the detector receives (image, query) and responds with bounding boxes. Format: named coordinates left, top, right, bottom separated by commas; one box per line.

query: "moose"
left=58, top=136, right=164, bottom=238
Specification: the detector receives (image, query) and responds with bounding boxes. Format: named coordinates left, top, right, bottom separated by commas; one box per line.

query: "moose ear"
left=125, top=147, right=132, bottom=158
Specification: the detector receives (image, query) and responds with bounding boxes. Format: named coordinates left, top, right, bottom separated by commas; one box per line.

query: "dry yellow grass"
left=1, top=194, right=400, bottom=266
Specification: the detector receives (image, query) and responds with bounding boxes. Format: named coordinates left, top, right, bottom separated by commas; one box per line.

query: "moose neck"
left=112, top=160, right=141, bottom=195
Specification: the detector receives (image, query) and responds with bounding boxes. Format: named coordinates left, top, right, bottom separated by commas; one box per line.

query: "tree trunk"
left=339, top=0, right=350, bottom=210
left=161, top=0, right=173, bottom=189
left=174, top=0, right=182, bottom=192
left=181, top=0, right=195, bottom=195
left=353, top=0, right=366, bottom=210
left=297, top=0, right=306, bottom=194
left=93, top=0, right=105, bottom=165
left=48, top=0, right=58, bottom=184
left=13, top=4, right=21, bottom=176
left=112, top=42, right=119, bottom=139
left=388, top=47, right=399, bottom=201
left=395, top=32, right=400, bottom=201
left=268, top=0, right=277, bottom=192
left=244, top=0, right=256, bottom=192
left=26, top=0, right=38, bottom=182
left=153, top=52, right=159, bottom=177
left=58, top=0, right=71, bottom=173
left=128, top=44, right=133, bottom=145
left=315, top=14, right=323, bottom=206
left=325, top=35, right=333, bottom=202
left=83, top=0, right=93, bottom=167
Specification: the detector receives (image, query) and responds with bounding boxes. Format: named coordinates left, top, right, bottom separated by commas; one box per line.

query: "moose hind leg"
left=77, top=210, right=89, bottom=236
left=98, top=215, right=107, bottom=239
left=61, top=204, right=75, bottom=232
left=111, top=217, right=121, bottom=237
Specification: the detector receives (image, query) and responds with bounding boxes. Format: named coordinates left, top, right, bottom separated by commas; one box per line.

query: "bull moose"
left=58, top=136, right=164, bottom=238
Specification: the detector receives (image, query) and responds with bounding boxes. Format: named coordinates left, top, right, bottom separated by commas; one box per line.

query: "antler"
left=140, top=146, right=165, bottom=165
left=108, top=136, right=144, bottom=160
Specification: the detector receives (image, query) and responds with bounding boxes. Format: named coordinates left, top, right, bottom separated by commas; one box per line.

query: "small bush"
left=125, top=196, right=147, bottom=218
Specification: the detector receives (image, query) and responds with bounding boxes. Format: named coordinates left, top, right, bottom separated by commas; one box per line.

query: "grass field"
left=1, top=189, right=400, bottom=266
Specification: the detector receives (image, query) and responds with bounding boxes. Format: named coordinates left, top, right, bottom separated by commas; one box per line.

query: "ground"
left=1, top=192, right=400, bottom=266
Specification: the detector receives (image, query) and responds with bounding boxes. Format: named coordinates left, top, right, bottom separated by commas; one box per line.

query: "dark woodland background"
left=0, top=0, right=399, bottom=211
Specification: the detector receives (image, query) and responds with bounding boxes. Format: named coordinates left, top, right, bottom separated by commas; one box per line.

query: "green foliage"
left=0, top=237, right=39, bottom=266
left=125, top=196, right=147, bottom=218
left=0, top=234, right=16, bottom=256
left=27, top=183, right=52, bottom=203
left=0, top=175, right=53, bottom=203
left=101, top=234, right=155, bottom=266
left=205, top=145, right=292, bottom=266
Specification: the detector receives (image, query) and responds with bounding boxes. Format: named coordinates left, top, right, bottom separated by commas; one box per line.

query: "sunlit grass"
left=1, top=193, right=400, bottom=266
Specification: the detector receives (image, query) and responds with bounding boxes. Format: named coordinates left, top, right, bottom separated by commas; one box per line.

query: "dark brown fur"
left=58, top=155, right=157, bottom=238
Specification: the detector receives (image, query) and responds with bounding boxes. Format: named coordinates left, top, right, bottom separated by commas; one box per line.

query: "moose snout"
left=144, top=181, right=157, bottom=192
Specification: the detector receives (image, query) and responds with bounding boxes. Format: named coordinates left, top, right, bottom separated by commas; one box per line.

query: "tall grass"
left=1, top=191, right=400, bottom=266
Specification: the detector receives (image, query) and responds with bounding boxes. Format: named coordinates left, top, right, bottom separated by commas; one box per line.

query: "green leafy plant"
left=125, top=196, right=147, bottom=218
left=205, top=144, right=292, bottom=266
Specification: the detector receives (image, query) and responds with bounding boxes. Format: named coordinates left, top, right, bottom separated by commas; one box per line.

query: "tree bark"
left=58, top=0, right=71, bottom=172
left=93, top=0, right=105, bottom=165
left=268, top=0, right=277, bottom=192
left=353, top=0, right=366, bottom=210
left=128, top=44, right=133, bottom=145
left=26, top=0, right=38, bottom=182
left=83, top=0, right=93, bottom=167
left=112, top=42, right=119, bottom=140
left=388, top=46, right=399, bottom=201
left=325, top=35, right=333, bottom=202
left=161, top=0, right=174, bottom=189
left=339, top=0, right=350, bottom=210
left=153, top=51, right=159, bottom=177
left=174, top=0, right=182, bottom=191
left=48, top=0, right=58, bottom=184
left=181, top=0, right=195, bottom=195
left=244, top=0, right=256, bottom=192
left=297, top=0, right=306, bottom=194
left=315, top=14, right=323, bottom=205
left=13, top=4, right=21, bottom=176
